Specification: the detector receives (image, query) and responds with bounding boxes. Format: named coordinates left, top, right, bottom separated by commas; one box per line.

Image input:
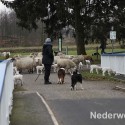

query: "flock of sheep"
left=10, top=51, right=116, bottom=86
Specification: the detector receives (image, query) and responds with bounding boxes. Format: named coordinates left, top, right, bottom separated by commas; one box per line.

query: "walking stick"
left=35, top=74, right=41, bottom=82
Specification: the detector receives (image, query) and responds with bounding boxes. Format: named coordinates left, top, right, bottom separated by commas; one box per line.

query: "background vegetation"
left=2, top=0, right=125, bottom=55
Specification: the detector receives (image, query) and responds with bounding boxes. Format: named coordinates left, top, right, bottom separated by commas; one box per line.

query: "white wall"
left=101, top=54, right=125, bottom=75
left=0, top=59, right=14, bottom=125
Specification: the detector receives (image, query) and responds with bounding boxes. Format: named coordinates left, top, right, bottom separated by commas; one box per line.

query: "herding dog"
left=71, top=69, right=84, bottom=90
left=57, top=68, right=65, bottom=84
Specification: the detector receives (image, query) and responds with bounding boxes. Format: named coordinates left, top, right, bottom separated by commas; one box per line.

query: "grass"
left=82, top=70, right=125, bottom=83
left=82, top=70, right=113, bottom=81
left=0, top=57, right=5, bottom=60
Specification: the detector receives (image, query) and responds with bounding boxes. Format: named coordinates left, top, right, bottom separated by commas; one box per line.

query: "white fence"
left=101, top=53, right=125, bottom=75
left=0, top=59, right=14, bottom=125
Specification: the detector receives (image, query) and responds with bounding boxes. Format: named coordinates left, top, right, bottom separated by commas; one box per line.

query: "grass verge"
left=82, top=70, right=125, bottom=84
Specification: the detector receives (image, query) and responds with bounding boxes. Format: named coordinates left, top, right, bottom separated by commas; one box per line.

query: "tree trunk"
left=74, top=1, right=86, bottom=55
left=76, top=37, right=86, bottom=55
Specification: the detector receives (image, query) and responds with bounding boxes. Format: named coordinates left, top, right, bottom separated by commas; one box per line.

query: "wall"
left=0, top=59, right=14, bottom=125
left=101, top=53, right=125, bottom=75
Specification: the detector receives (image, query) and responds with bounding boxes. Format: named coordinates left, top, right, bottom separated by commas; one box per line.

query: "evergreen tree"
left=2, top=0, right=125, bottom=54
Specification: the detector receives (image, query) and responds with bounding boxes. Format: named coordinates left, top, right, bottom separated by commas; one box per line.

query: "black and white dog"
left=71, top=69, right=84, bottom=90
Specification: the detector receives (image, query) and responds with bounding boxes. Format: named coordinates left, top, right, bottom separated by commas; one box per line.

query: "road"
left=14, top=73, right=125, bottom=125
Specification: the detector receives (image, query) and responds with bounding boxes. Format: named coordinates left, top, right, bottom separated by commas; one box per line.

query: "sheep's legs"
left=80, top=83, right=84, bottom=90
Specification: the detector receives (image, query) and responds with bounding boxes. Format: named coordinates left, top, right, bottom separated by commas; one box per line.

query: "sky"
left=0, top=2, right=8, bottom=11
left=0, top=1, right=13, bottom=12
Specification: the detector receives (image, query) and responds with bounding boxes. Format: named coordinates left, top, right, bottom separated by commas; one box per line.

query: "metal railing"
left=0, top=59, right=14, bottom=125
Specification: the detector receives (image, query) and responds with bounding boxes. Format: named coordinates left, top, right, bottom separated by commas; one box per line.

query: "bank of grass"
left=82, top=70, right=113, bottom=81
left=82, top=70, right=125, bottom=83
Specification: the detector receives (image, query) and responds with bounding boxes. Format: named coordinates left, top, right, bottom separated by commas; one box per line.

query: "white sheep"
left=13, top=66, right=18, bottom=75
left=14, top=56, right=36, bottom=73
left=57, top=59, right=76, bottom=73
left=90, top=65, right=102, bottom=74
left=36, top=65, right=44, bottom=74
left=57, top=52, right=65, bottom=57
left=60, top=55, right=76, bottom=59
left=72, top=57, right=80, bottom=66
left=37, top=52, right=42, bottom=56
left=13, top=71, right=23, bottom=86
left=102, top=67, right=116, bottom=76
left=2, top=52, right=10, bottom=57
left=54, top=56, right=61, bottom=64
left=85, top=60, right=91, bottom=68
left=34, top=56, right=42, bottom=66
left=77, top=55, right=85, bottom=63
left=72, top=55, right=84, bottom=68
left=78, top=62, right=83, bottom=70
left=51, top=64, right=58, bottom=73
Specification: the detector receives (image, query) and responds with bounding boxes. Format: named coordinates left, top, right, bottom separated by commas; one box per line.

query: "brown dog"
left=57, top=68, right=65, bottom=84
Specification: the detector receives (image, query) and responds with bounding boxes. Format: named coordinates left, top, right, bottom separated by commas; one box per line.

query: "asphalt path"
left=15, top=72, right=125, bottom=125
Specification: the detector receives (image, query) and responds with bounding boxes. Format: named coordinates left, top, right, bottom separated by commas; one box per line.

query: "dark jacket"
left=42, top=44, right=54, bottom=65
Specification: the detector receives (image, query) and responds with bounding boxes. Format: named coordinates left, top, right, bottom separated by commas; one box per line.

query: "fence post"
left=96, top=46, right=99, bottom=60
left=66, top=46, right=68, bottom=55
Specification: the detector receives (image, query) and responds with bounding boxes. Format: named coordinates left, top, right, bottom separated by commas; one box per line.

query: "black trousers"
left=44, top=64, right=51, bottom=82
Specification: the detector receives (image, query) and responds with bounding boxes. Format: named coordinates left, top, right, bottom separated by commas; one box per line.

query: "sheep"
left=57, top=59, right=76, bottom=73
left=102, top=67, right=116, bottom=76
left=54, top=56, right=61, bottom=64
left=14, top=56, right=36, bottom=73
left=77, top=55, right=85, bottom=63
left=85, top=60, right=91, bottom=68
left=78, top=62, right=83, bottom=70
left=13, top=54, right=21, bottom=58
left=57, top=51, right=65, bottom=57
left=61, top=55, right=76, bottom=59
left=51, top=64, right=58, bottom=73
left=72, top=58, right=80, bottom=66
left=30, top=52, right=38, bottom=57
left=72, top=55, right=85, bottom=68
left=2, top=52, right=10, bottom=57
left=13, top=71, right=23, bottom=86
left=36, top=65, right=44, bottom=74
left=34, top=56, right=42, bottom=66
left=90, top=65, right=102, bottom=74
left=37, top=52, right=42, bottom=56
left=13, top=66, right=18, bottom=75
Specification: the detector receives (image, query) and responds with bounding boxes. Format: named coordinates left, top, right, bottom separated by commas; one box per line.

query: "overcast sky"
left=0, top=1, right=13, bottom=11
left=0, top=2, right=7, bottom=11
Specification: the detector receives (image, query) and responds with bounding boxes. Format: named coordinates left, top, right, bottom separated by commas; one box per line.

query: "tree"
left=2, top=0, right=125, bottom=54
left=2, top=0, right=92, bottom=54
left=0, top=10, right=45, bottom=47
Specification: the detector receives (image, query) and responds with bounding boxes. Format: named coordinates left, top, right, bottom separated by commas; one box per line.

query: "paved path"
left=10, top=73, right=125, bottom=125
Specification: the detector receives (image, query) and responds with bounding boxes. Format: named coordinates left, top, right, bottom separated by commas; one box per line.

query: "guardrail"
left=0, top=59, right=14, bottom=125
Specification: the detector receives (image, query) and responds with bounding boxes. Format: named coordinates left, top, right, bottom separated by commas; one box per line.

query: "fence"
left=101, top=53, right=125, bottom=75
left=0, top=59, right=14, bottom=125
